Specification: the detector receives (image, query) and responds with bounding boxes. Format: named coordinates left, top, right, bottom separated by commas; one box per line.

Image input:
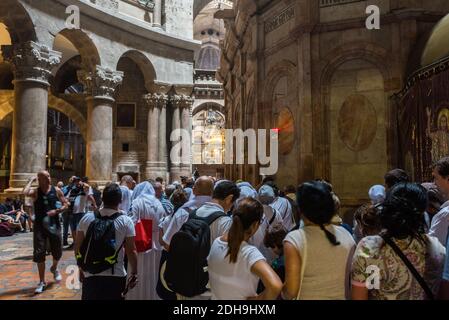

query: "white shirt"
left=248, top=205, right=283, bottom=263
left=130, top=195, right=165, bottom=251
left=208, top=238, right=266, bottom=300
left=195, top=202, right=232, bottom=246
left=78, top=208, right=135, bottom=278
left=429, top=201, right=449, bottom=247
left=119, top=185, right=133, bottom=214
left=162, top=195, right=212, bottom=245
left=270, top=197, right=294, bottom=231
left=73, top=186, right=93, bottom=214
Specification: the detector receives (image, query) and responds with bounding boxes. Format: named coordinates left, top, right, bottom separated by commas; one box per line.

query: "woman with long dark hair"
left=282, top=181, right=356, bottom=300
left=352, top=182, right=445, bottom=300
left=207, top=197, right=282, bottom=300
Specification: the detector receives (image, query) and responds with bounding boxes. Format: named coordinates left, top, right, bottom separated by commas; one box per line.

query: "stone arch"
left=318, top=42, right=392, bottom=181
left=194, top=0, right=232, bottom=21
left=0, top=90, right=87, bottom=140
left=117, top=50, right=157, bottom=91
left=0, top=0, right=36, bottom=44
left=54, top=29, right=101, bottom=71
left=53, top=55, right=83, bottom=94
left=193, top=100, right=225, bottom=116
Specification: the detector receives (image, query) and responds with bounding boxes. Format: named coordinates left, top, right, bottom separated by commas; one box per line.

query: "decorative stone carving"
left=123, top=0, right=155, bottom=10
left=170, top=94, right=194, bottom=109
left=338, top=94, right=377, bottom=152
left=90, top=0, right=119, bottom=11
left=143, top=92, right=168, bottom=109
left=78, top=66, right=123, bottom=101
left=3, top=41, right=61, bottom=85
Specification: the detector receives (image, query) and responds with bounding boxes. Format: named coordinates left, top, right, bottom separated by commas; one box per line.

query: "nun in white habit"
left=126, top=181, right=165, bottom=300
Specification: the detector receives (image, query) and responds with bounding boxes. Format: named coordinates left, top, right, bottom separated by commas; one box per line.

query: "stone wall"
left=114, top=57, right=148, bottom=182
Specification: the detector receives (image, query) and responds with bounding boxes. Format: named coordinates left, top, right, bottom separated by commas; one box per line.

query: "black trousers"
left=82, top=276, right=126, bottom=300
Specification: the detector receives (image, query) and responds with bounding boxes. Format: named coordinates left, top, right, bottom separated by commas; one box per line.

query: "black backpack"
left=164, top=209, right=226, bottom=297
left=76, top=212, right=123, bottom=275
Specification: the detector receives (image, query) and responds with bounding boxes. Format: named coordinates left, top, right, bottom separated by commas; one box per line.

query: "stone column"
left=143, top=93, right=168, bottom=180
left=169, top=94, right=193, bottom=181
left=153, top=0, right=162, bottom=28
left=169, top=95, right=182, bottom=182
left=78, top=66, right=123, bottom=187
left=3, top=41, right=61, bottom=190
left=158, top=96, right=168, bottom=175
left=180, top=96, right=193, bottom=178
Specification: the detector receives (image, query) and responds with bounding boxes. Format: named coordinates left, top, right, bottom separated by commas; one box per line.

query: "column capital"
left=78, top=66, right=123, bottom=102
left=170, top=94, right=194, bottom=109
left=3, top=41, right=62, bottom=86
left=143, top=92, right=169, bottom=109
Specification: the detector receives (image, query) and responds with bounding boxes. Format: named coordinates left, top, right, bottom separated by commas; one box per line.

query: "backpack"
left=76, top=211, right=123, bottom=275
left=164, top=209, right=226, bottom=297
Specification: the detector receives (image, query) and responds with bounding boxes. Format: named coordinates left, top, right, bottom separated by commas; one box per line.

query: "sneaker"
left=35, top=282, right=46, bottom=294
left=51, top=267, right=62, bottom=282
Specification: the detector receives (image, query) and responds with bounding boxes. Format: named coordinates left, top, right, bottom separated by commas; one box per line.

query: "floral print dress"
left=351, top=235, right=445, bottom=300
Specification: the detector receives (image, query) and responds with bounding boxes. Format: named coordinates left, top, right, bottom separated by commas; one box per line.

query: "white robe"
left=126, top=192, right=165, bottom=300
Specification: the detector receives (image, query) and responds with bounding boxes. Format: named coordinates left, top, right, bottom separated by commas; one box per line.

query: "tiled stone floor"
left=0, top=232, right=81, bottom=300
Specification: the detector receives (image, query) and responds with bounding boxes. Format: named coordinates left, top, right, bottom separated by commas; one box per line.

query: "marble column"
left=169, top=95, right=193, bottom=181
left=180, top=96, right=193, bottom=178
left=144, top=93, right=168, bottom=180
left=159, top=97, right=168, bottom=175
left=153, top=0, right=162, bottom=28
left=169, top=95, right=182, bottom=182
left=3, top=41, right=61, bottom=190
left=78, top=66, right=123, bottom=187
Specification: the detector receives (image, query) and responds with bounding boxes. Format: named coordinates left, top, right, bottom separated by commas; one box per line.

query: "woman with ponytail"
left=283, top=181, right=356, bottom=300
left=352, top=182, right=445, bottom=300
left=207, top=197, right=282, bottom=300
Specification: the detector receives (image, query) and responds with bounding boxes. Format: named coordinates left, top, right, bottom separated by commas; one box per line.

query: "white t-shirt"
left=248, top=205, right=283, bottom=263
left=270, top=197, right=294, bottom=231
left=162, top=195, right=212, bottom=245
left=72, top=186, right=93, bottom=214
left=195, top=202, right=232, bottom=246
left=429, top=201, right=449, bottom=246
left=208, top=238, right=266, bottom=300
left=78, top=208, right=135, bottom=278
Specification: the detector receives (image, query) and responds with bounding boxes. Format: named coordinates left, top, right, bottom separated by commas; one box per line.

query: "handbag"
left=134, top=210, right=153, bottom=253
left=381, top=235, right=434, bottom=300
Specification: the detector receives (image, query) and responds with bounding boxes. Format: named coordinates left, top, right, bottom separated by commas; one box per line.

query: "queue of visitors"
left=14, top=156, right=449, bottom=300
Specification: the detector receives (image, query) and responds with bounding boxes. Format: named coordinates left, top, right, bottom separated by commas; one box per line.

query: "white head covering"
left=131, top=181, right=156, bottom=203
left=258, top=185, right=275, bottom=205
left=368, top=185, right=386, bottom=205
left=237, top=182, right=258, bottom=199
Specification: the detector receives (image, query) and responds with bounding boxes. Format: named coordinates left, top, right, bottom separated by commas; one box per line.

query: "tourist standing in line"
left=127, top=182, right=165, bottom=300
left=208, top=197, right=283, bottom=300
left=23, top=171, right=69, bottom=294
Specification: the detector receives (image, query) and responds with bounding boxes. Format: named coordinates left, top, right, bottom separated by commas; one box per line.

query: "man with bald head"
left=162, top=176, right=214, bottom=249
left=119, top=175, right=134, bottom=214
left=23, top=171, right=69, bottom=294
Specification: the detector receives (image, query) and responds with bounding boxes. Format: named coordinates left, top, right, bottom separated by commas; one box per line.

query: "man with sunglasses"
left=23, top=170, right=69, bottom=294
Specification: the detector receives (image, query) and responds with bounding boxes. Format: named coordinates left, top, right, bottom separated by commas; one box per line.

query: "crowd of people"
left=13, top=156, right=449, bottom=300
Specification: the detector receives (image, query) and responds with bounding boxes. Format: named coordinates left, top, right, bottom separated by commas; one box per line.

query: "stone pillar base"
left=8, top=173, right=37, bottom=189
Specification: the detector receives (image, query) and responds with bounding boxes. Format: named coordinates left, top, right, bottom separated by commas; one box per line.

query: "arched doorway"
left=192, top=104, right=226, bottom=179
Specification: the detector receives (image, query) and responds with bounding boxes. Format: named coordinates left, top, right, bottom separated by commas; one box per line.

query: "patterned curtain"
left=397, top=57, right=449, bottom=183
